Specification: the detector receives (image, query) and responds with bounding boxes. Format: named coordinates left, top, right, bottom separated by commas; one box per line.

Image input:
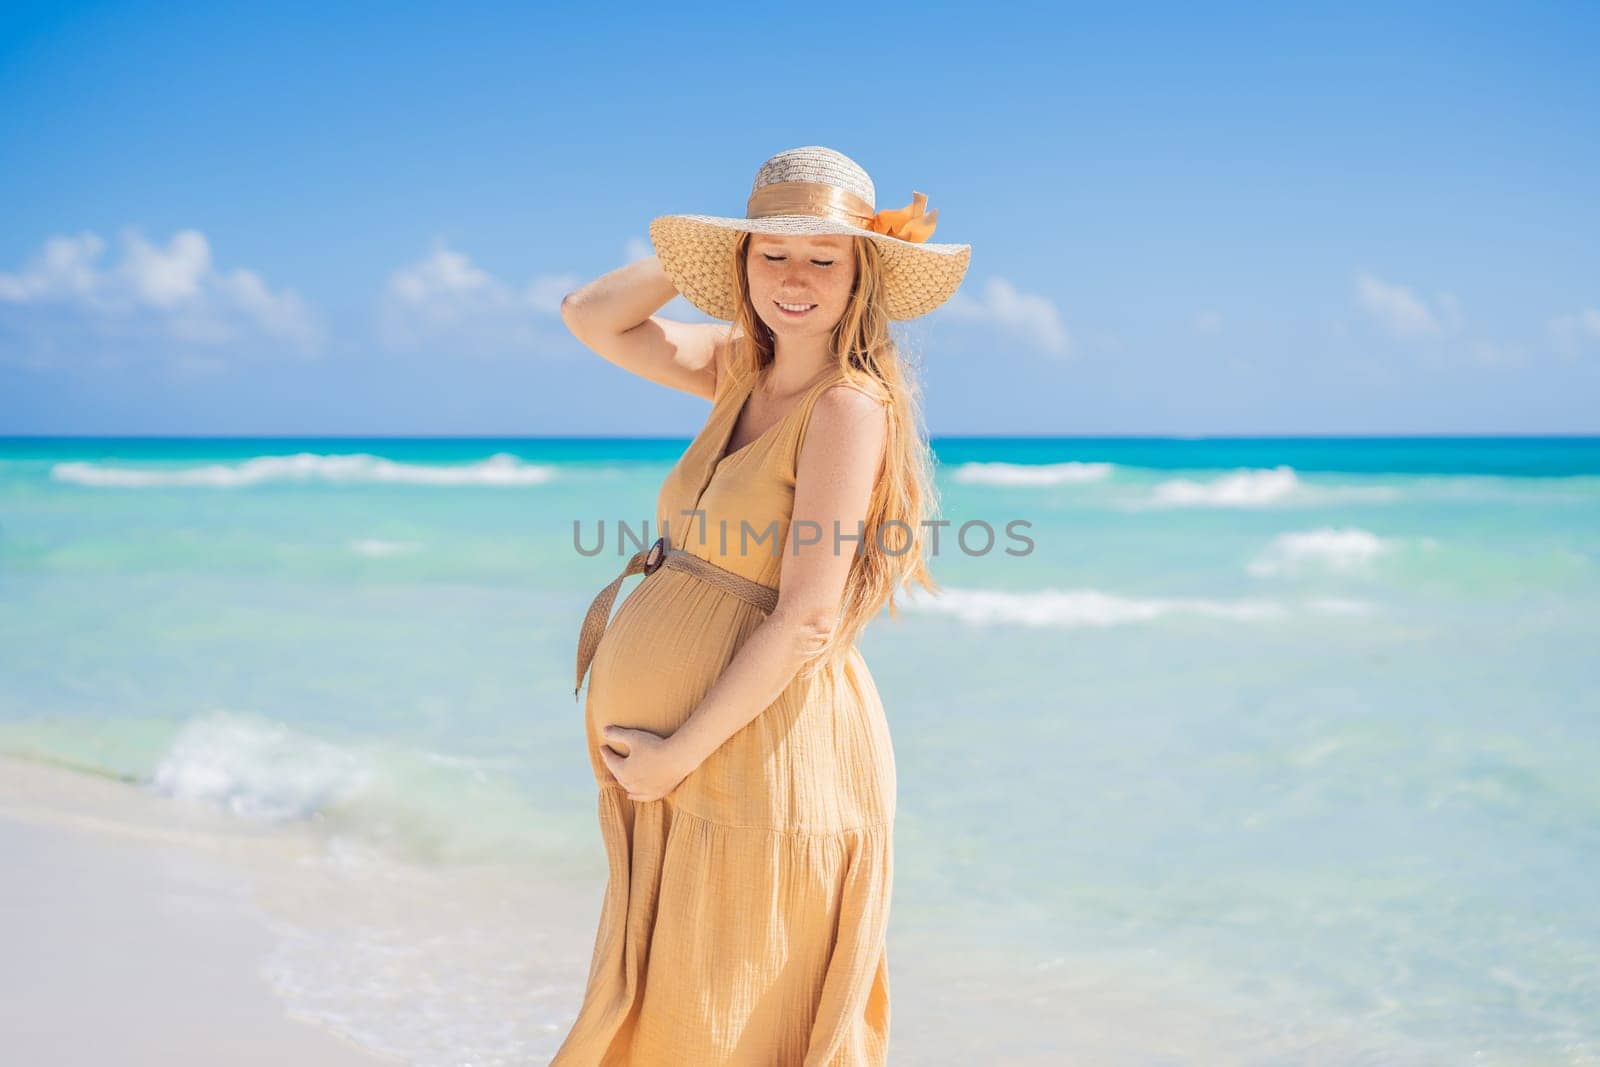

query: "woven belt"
left=574, top=535, right=781, bottom=701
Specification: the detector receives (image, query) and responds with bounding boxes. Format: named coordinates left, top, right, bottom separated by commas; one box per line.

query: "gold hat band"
left=745, top=181, right=875, bottom=228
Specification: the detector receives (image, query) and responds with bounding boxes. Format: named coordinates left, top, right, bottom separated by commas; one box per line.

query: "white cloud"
left=1548, top=307, right=1600, bottom=359
left=623, top=237, right=652, bottom=263
left=1354, top=273, right=1460, bottom=339
left=122, top=229, right=209, bottom=306
left=388, top=246, right=499, bottom=305
left=0, top=228, right=322, bottom=356
left=0, top=233, right=106, bottom=303
left=379, top=243, right=578, bottom=353
left=1193, top=310, right=1223, bottom=335
left=940, top=276, right=1070, bottom=355
left=1469, top=339, right=1528, bottom=367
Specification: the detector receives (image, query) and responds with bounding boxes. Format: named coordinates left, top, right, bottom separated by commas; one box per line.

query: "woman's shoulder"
left=798, top=377, right=889, bottom=460
left=774, top=370, right=890, bottom=483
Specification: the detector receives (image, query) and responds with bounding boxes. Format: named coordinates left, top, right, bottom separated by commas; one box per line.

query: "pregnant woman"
left=552, top=145, right=970, bottom=1066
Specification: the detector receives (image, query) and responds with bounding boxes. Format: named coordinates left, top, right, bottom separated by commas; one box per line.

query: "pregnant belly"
left=583, top=568, right=763, bottom=742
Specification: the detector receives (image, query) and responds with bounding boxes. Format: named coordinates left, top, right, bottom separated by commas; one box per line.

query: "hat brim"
left=649, top=213, right=972, bottom=322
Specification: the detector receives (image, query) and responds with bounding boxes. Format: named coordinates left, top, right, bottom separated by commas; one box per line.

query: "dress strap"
left=791, top=368, right=849, bottom=425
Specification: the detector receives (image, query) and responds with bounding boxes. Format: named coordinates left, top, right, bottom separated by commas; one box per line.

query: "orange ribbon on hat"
left=867, top=190, right=939, bottom=243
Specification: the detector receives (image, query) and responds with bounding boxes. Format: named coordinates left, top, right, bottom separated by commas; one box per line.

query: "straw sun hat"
left=649, top=145, right=972, bottom=322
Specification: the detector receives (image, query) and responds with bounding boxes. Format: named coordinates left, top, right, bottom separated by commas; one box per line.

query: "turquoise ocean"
left=2, top=435, right=1596, bottom=1063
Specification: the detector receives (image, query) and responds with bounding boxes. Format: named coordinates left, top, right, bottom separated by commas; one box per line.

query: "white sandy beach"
left=0, top=755, right=397, bottom=1064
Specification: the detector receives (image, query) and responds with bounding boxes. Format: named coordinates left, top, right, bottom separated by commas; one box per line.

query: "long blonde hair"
left=726, top=231, right=943, bottom=676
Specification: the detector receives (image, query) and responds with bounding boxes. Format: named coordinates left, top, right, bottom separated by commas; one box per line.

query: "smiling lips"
left=775, top=300, right=816, bottom=317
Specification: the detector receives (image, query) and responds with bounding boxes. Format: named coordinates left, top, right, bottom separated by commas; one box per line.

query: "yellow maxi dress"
left=551, top=365, right=898, bottom=1066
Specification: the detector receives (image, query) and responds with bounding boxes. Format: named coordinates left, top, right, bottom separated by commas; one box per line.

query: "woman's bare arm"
left=666, top=385, right=890, bottom=771
left=560, top=256, right=730, bottom=401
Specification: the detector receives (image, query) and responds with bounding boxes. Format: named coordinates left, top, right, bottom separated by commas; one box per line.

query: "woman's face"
left=745, top=233, right=857, bottom=340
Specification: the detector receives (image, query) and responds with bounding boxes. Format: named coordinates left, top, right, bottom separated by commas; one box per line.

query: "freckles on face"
left=747, top=236, right=856, bottom=328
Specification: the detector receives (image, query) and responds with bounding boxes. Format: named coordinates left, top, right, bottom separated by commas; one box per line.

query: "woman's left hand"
left=599, top=725, right=697, bottom=803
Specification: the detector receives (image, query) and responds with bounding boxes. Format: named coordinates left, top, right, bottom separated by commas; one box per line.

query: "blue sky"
left=1, top=1, right=1596, bottom=436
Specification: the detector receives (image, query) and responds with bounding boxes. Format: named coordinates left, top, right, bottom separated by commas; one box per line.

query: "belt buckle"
left=642, top=536, right=667, bottom=576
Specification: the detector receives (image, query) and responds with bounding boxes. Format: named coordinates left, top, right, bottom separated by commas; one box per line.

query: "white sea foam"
left=898, top=585, right=1290, bottom=626
left=1138, top=466, right=1400, bottom=509
left=1248, top=527, right=1396, bottom=577
left=51, top=451, right=557, bottom=488
left=138, top=710, right=550, bottom=867
left=950, top=460, right=1116, bottom=486
left=148, top=710, right=375, bottom=823
left=350, top=538, right=422, bottom=557
left=1153, top=465, right=1300, bottom=506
